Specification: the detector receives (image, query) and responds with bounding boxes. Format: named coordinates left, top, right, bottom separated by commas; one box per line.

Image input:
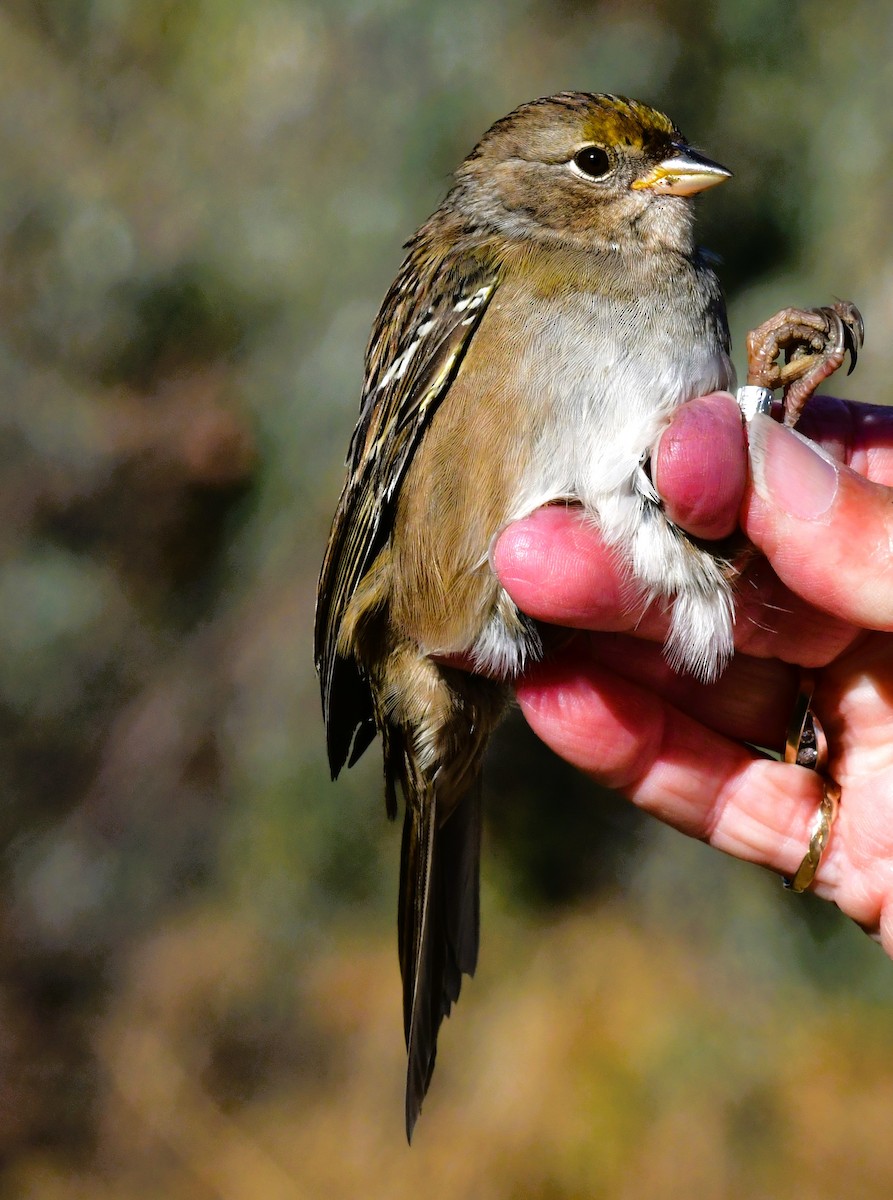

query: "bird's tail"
left=382, top=664, right=506, bottom=1141
left=398, top=773, right=481, bottom=1141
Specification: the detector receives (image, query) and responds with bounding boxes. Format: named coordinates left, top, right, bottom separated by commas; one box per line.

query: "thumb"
left=744, top=413, right=893, bottom=630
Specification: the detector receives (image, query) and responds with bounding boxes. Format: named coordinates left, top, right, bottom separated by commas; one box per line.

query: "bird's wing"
left=314, top=243, right=498, bottom=781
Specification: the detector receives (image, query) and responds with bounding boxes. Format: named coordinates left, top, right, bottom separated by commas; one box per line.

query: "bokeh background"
left=2, top=0, right=893, bottom=1196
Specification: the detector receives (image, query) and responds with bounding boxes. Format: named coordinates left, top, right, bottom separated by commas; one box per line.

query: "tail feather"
left=439, top=778, right=482, bottom=984
left=399, top=781, right=482, bottom=1142
left=400, top=790, right=438, bottom=1135
left=382, top=661, right=505, bottom=1141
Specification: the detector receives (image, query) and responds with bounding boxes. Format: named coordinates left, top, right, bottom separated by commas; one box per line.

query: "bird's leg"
left=745, top=301, right=864, bottom=427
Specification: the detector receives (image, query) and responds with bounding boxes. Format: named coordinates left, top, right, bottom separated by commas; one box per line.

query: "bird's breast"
left=388, top=255, right=733, bottom=663
left=487, top=268, right=735, bottom=520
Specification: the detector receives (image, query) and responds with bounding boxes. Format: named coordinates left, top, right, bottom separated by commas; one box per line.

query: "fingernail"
left=748, top=414, right=838, bottom=520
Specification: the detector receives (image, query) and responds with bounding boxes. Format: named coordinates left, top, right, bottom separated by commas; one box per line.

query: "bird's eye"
left=572, top=145, right=612, bottom=179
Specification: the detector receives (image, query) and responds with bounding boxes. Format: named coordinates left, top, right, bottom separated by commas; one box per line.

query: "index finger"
left=652, top=392, right=746, bottom=539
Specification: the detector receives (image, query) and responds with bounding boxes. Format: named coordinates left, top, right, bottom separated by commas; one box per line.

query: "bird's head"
left=452, top=92, right=730, bottom=255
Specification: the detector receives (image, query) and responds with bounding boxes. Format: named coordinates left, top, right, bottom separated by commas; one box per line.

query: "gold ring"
left=784, top=777, right=840, bottom=893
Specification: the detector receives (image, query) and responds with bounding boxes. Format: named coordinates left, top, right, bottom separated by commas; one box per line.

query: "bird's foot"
left=745, top=301, right=863, bottom=427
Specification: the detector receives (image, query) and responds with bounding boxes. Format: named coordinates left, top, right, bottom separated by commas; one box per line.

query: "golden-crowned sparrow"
left=315, top=92, right=859, bottom=1137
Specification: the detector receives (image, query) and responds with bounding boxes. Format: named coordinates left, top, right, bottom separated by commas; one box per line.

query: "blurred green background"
left=1, top=0, right=892, bottom=1196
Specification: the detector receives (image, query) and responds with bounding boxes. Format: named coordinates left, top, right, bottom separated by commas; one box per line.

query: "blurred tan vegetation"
left=1, top=0, right=892, bottom=1195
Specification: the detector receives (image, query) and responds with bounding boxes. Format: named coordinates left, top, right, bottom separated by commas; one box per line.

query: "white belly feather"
left=471, top=286, right=738, bottom=683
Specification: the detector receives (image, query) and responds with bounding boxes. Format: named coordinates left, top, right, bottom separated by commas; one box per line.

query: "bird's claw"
left=745, top=300, right=864, bottom=427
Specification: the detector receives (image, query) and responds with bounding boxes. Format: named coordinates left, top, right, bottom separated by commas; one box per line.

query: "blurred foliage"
left=0, top=0, right=891, bottom=1194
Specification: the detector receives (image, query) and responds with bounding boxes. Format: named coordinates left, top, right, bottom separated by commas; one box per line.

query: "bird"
left=315, top=92, right=739, bottom=1139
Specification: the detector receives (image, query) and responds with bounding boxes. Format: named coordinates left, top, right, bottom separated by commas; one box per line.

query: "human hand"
left=493, top=392, right=893, bottom=954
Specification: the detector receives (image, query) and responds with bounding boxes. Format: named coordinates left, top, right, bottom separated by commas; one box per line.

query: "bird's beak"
left=631, top=144, right=732, bottom=196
